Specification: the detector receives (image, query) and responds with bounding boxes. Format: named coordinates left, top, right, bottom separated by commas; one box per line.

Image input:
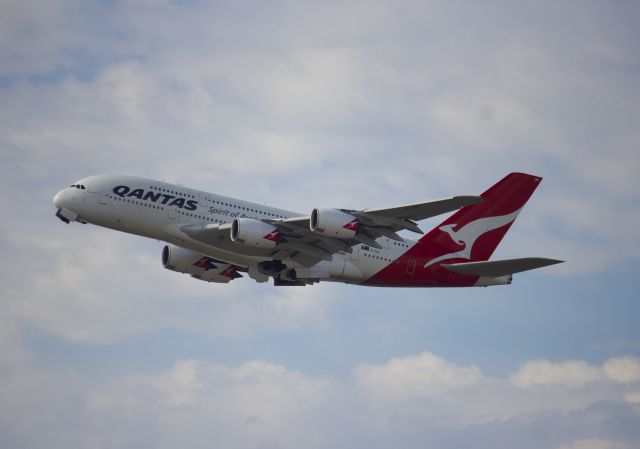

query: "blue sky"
left=1, top=1, right=640, bottom=448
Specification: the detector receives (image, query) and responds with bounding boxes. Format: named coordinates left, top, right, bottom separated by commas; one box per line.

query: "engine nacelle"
left=162, top=245, right=241, bottom=283
left=310, top=208, right=359, bottom=239
left=230, top=218, right=279, bottom=249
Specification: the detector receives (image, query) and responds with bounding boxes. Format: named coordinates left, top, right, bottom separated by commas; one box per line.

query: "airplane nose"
left=53, top=189, right=65, bottom=209
left=53, top=188, right=79, bottom=223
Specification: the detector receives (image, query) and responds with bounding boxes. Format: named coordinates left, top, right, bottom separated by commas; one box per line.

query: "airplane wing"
left=264, top=195, right=483, bottom=266
left=441, top=257, right=564, bottom=277
left=178, top=196, right=483, bottom=268
left=343, top=195, right=483, bottom=237
left=359, top=196, right=484, bottom=224
left=277, top=195, right=482, bottom=234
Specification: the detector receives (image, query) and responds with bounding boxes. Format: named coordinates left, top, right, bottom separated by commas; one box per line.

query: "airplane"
left=53, top=172, right=563, bottom=287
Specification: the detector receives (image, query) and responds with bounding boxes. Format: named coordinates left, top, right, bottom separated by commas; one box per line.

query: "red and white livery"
left=53, top=172, right=562, bottom=287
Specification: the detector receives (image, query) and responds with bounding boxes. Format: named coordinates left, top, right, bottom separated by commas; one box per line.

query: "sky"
left=1, top=1, right=640, bottom=448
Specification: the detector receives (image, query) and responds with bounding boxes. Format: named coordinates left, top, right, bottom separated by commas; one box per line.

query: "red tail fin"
left=419, top=173, right=542, bottom=266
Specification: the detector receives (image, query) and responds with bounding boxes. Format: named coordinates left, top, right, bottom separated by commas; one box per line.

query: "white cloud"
left=354, top=352, right=482, bottom=400
left=510, top=357, right=640, bottom=389
left=138, top=359, right=204, bottom=407
left=603, top=357, right=640, bottom=384
left=510, top=359, right=605, bottom=388
left=86, top=358, right=343, bottom=449
left=3, top=349, right=640, bottom=449
left=624, top=391, right=640, bottom=405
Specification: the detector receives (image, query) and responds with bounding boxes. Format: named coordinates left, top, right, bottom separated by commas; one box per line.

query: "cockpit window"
left=70, top=184, right=86, bottom=189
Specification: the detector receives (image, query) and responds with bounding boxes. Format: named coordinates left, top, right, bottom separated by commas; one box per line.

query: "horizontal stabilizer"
left=442, top=257, right=564, bottom=277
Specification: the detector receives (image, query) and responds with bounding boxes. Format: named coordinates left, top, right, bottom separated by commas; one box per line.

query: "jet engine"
left=310, top=208, right=359, bottom=239
left=230, top=218, right=279, bottom=249
left=162, top=244, right=241, bottom=283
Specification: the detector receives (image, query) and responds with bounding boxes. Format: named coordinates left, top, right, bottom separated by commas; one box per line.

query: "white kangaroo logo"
left=424, top=208, right=522, bottom=268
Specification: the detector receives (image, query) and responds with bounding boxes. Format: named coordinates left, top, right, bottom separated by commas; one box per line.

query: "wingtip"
left=534, top=258, right=565, bottom=269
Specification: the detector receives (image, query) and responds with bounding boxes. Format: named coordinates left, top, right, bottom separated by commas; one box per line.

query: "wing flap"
left=442, top=257, right=564, bottom=277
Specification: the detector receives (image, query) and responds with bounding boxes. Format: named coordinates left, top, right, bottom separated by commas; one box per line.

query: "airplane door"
left=350, top=249, right=360, bottom=261
left=99, top=193, right=108, bottom=205
left=167, top=206, right=177, bottom=220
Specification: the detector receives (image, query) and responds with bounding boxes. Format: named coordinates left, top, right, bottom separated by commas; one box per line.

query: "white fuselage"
left=53, top=174, right=417, bottom=284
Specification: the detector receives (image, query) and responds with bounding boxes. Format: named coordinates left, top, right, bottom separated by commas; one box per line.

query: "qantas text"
left=113, top=186, right=198, bottom=211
